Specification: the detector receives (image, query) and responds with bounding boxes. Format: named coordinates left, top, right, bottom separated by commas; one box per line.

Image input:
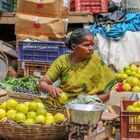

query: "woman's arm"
left=97, top=89, right=111, bottom=103
left=37, top=76, right=62, bottom=98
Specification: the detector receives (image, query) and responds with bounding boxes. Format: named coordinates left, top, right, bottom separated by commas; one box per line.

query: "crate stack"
left=15, top=0, right=70, bottom=77
left=70, top=0, right=108, bottom=13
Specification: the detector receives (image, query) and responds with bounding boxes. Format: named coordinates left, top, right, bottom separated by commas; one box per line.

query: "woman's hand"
left=38, top=76, right=62, bottom=98
left=47, top=85, right=62, bottom=98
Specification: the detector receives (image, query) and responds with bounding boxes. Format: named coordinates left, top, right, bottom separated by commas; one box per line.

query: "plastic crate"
left=18, top=41, right=70, bottom=63
left=122, top=0, right=140, bottom=13
left=0, top=0, right=13, bottom=12
left=24, top=61, right=51, bottom=78
left=121, top=100, right=140, bottom=139
left=70, top=0, right=76, bottom=11
left=74, top=0, right=108, bottom=13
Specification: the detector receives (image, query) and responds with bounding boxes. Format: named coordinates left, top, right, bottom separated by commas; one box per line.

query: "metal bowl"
left=65, top=104, right=105, bottom=125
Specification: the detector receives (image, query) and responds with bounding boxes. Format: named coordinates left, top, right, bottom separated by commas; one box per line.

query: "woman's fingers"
left=49, top=87, right=62, bottom=98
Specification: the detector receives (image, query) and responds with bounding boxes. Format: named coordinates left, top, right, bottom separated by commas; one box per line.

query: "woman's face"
left=73, top=35, right=94, bottom=60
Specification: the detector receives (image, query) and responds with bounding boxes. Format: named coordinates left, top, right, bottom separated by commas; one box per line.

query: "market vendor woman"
left=38, top=28, right=115, bottom=102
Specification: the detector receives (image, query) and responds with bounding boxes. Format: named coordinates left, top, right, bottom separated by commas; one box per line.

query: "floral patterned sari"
left=45, top=53, right=115, bottom=98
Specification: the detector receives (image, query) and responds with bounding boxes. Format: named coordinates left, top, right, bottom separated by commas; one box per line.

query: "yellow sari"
left=45, top=53, right=115, bottom=98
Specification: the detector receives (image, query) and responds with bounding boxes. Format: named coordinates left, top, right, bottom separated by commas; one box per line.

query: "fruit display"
left=0, top=98, right=66, bottom=126
left=115, top=64, right=140, bottom=92
left=125, top=100, right=140, bottom=130
left=0, top=77, right=39, bottom=94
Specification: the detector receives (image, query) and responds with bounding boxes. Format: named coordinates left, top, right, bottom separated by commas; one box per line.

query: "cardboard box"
left=15, top=13, right=68, bottom=39
left=17, top=0, right=70, bottom=18
left=107, top=90, right=140, bottom=106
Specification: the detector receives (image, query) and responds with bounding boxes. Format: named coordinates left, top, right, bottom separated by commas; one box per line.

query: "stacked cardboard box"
left=16, top=0, right=70, bottom=77
left=15, top=0, right=70, bottom=40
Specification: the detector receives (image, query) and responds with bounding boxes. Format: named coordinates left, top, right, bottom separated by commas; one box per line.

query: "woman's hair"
left=65, top=28, right=93, bottom=50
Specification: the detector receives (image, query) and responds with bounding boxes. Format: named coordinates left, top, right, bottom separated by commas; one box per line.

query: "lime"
left=24, top=102, right=30, bottom=106
left=137, top=100, right=140, bottom=108
left=25, top=118, right=34, bottom=125
left=126, top=105, right=135, bottom=112
left=15, top=112, right=26, bottom=122
left=59, top=92, right=68, bottom=105
left=46, top=115, right=54, bottom=125
left=36, top=108, right=47, bottom=116
left=46, top=112, right=53, bottom=118
left=28, top=102, right=38, bottom=112
left=35, top=115, right=46, bottom=124
left=27, top=111, right=36, bottom=120
left=6, top=99, right=18, bottom=110
left=1, top=101, right=7, bottom=110
left=36, top=102, right=45, bottom=109
left=0, top=108, right=6, bottom=119
left=54, top=113, right=65, bottom=122
left=16, top=103, right=28, bottom=114
left=7, top=109, right=16, bottom=119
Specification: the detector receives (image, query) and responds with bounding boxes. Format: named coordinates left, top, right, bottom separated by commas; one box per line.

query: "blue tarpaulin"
left=89, top=13, right=140, bottom=40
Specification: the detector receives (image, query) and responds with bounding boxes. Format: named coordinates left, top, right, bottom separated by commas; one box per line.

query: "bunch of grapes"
left=12, top=87, right=38, bottom=94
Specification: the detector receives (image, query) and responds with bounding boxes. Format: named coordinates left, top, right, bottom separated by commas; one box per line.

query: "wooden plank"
left=0, top=12, right=15, bottom=24
left=68, top=12, right=94, bottom=24
left=0, top=12, right=94, bottom=25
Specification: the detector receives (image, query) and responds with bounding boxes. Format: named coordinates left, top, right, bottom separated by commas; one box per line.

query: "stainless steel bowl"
left=65, top=104, right=104, bottom=125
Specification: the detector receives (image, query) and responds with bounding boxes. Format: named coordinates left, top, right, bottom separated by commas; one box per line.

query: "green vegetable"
left=0, top=83, right=12, bottom=89
left=5, top=85, right=13, bottom=92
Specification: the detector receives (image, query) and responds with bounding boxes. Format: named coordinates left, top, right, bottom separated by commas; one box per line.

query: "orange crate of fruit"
left=121, top=100, right=140, bottom=139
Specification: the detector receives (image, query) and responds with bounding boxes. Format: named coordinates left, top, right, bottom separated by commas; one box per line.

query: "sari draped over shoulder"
left=45, top=53, right=115, bottom=98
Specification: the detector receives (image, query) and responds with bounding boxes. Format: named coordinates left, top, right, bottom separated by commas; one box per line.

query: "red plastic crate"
left=70, top=0, right=76, bottom=11
left=121, top=100, right=140, bottom=139
left=74, top=0, right=108, bottom=13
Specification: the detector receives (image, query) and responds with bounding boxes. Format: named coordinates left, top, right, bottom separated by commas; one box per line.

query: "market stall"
left=0, top=0, right=140, bottom=140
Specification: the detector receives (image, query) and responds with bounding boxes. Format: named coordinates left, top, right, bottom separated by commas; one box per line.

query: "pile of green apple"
left=115, top=64, right=140, bottom=92
left=0, top=99, right=65, bottom=126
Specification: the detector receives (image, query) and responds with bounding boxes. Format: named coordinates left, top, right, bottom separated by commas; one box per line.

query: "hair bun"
left=65, top=31, right=73, bottom=50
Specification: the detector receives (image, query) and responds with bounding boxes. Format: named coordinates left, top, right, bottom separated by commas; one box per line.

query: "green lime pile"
left=0, top=99, right=65, bottom=126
